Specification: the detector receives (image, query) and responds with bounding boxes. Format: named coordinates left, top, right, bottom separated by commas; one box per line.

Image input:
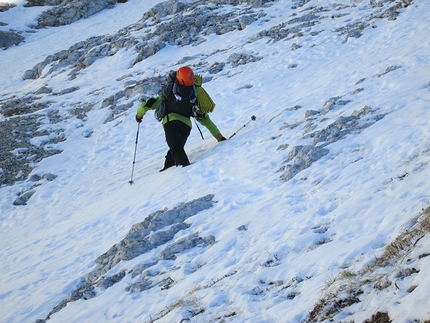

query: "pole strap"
left=194, top=118, right=204, bottom=140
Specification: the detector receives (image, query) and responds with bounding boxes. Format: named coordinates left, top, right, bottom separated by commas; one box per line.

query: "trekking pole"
left=193, top=118, right=205, bottom=140
left=129, top=122, right=141, bottom=185
left=228, top=115, right=256, bottom=140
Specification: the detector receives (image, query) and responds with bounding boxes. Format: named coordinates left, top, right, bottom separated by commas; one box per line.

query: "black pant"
left=162, top=120, right=191, bottom=170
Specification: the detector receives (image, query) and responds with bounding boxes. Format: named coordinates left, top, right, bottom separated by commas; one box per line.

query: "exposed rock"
left=0, top=2, right=16, bottom=12
left=0, top=115, right=63, bottom=187
left=239, top=15, right=257, bottom=30
left=352, top=105, right=373, bottom=117
left=280, top=145, right=330, bottom=181
left=36, top=86, right=53, bottom=94
left=25, top=0, right=64, bottom=6
left=305, top=110, right=320, bottom=119
left=41, top=195, right=216, bottom=321
left=375, top=65, right=402, bottom=78
left=292, top=0, right=312, bottom=8
left=291, top=43, right=302, bottom=50
left=13, top=190, right=36, bottom=206
left=35, top=0, right=117, bottom=28
left=322, top=96, right=351, bottom=114
left=310, top=115, right=361, bottom=146
left=364, top=312, right=391, bottom=323
left=12, top=175, right=57, bottom=205
left=279, top=103, right=386, bottom=182
left=228, top=52, right=263, bottom=67
left=208, top=62, right=225, bottom=74
left=68, top=102, right=95, bottom=120
left=55, top=86, right=80, bottom=95
left=131, top=40, right=166, bottom=67
left=250, top=13, right=320, bottom=43
left=157, top=233, right=215, bottom=261
left=23, top=0, right=273, bottom=79
left=0, top=31, right=24, bottom=49
left=0, top=96, right=49, bottom=117
left=96, top=271, right=126, bottom=289
left=127, top=233, right=215, bottom=292
left=91, top=194, right=215, bottom=279
left=336, top=21, right=370, bottom=42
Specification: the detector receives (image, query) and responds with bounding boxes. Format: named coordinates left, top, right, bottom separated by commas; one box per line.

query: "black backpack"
left=166, top=82, right=198, bottom=117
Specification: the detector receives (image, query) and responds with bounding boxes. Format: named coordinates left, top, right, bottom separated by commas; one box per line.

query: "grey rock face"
left=92, top=194, right=215, bottom=278
left=228, top=52, right=263, bottom=67
left=35, top=0, right=118, bottom=28
left=36, top=86, right=53, bottom=94
left=0, top=114, right=62, bottom=187
left=13, top=174, right=57, bottom=205
left=280, top=145, right=330, bottom=181
left=0, top=2, right=16, bottom=12
left=25, top=0, right=64, bottom=6
left=0, top=31, right=24, bottom=49
left=13, top=190, right=36, bottom=206
left=41, top=194, right=216, bottom=321
left=279, top=103, right=386, bottom=182
left=23, top=0, right=273, bottom=79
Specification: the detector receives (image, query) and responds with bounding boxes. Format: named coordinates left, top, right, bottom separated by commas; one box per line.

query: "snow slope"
left=1, top=0, right=430, bottom=322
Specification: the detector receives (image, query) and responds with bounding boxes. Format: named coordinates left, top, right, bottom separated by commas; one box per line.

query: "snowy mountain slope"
left=1, top=0, right=430, bottom=322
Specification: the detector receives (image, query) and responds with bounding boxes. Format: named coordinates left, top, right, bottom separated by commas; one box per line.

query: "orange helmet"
left=176, top=66, right=195, bottom=86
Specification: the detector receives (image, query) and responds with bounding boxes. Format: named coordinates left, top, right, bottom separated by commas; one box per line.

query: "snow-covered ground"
left=1, top=0, right=430, bottom=322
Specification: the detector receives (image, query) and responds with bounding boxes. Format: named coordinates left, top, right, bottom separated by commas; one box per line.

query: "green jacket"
left=136, top=96, right=221, bottom=137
